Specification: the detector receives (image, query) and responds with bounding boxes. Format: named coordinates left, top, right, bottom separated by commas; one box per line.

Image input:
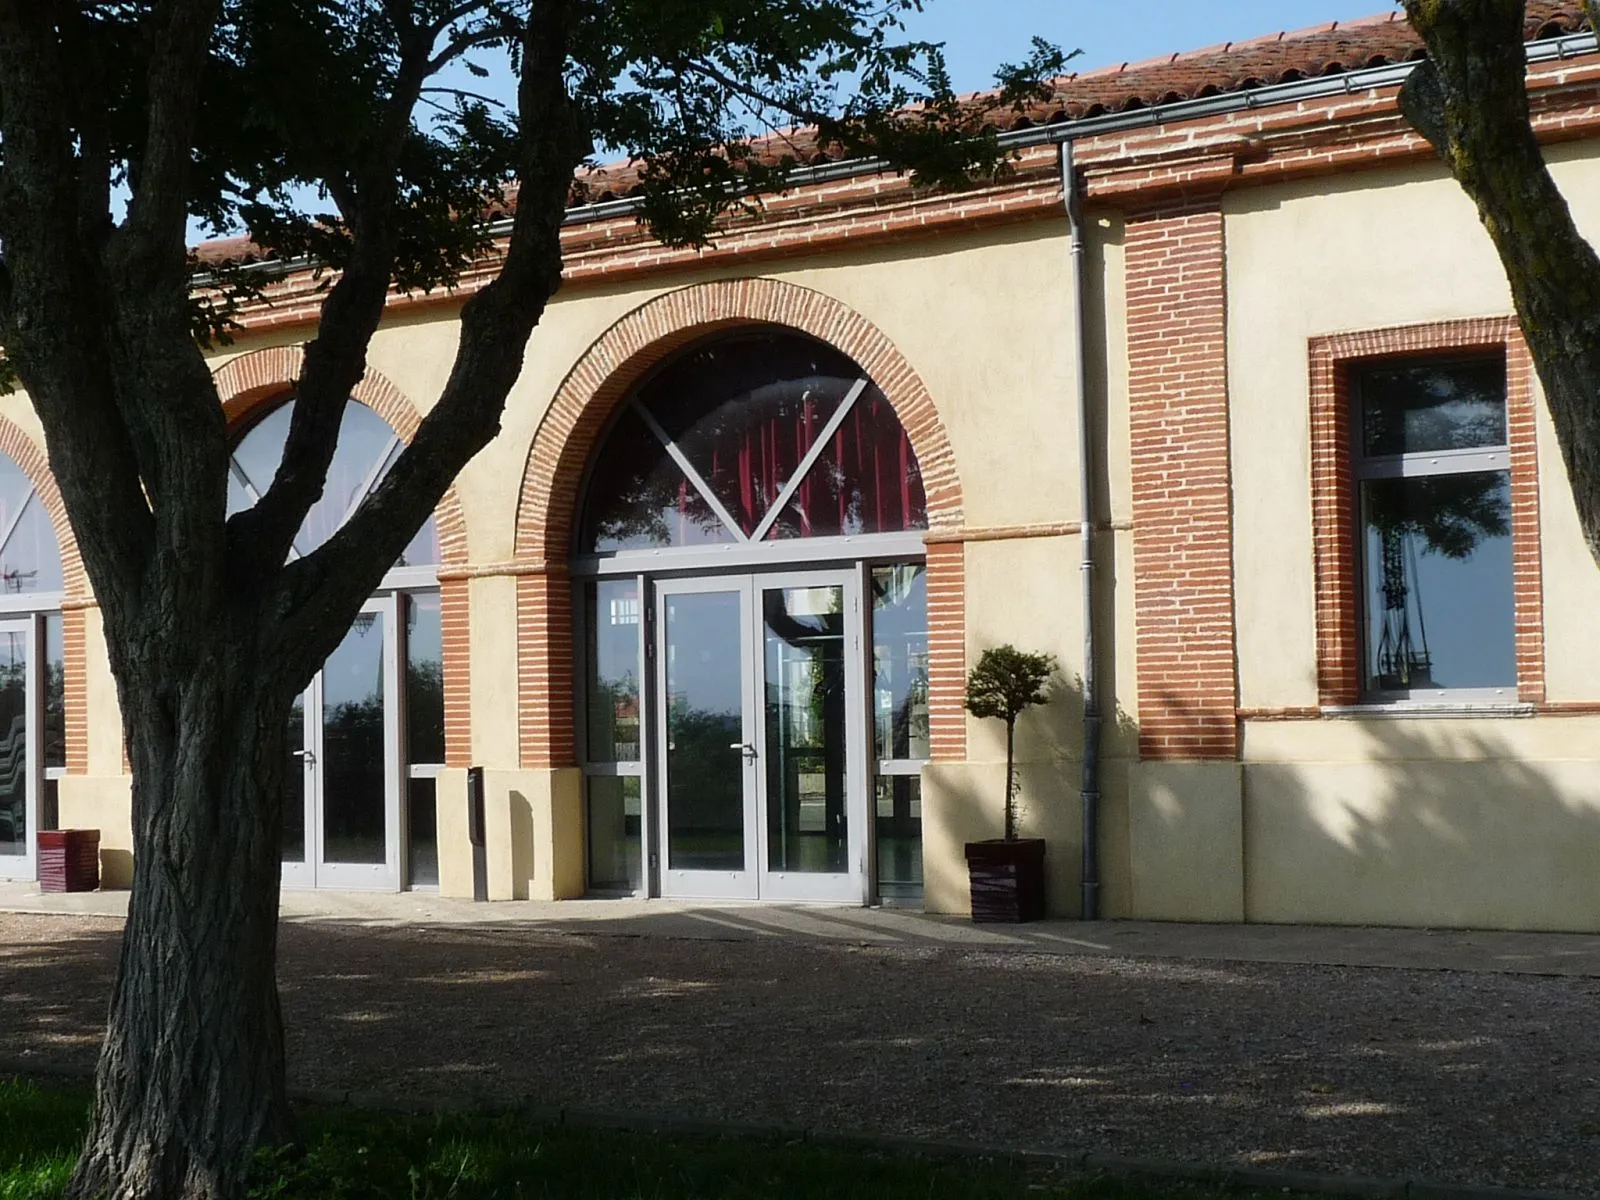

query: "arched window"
left=227, top=397, right=438, bottom=567
left=579, top=332, right=927, bottom=554
left=0, top=453, right=63, bottom=596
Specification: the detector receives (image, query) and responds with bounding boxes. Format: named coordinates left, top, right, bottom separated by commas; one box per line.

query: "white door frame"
left=284, top=596, right=402, bottom=891
left=649, top=570, right=869, bottom=904
left=0, top=617, right=38, bottom=883
left=654, top=575, right=759, bottom=900
left=751, top=569, right=868, bottom=904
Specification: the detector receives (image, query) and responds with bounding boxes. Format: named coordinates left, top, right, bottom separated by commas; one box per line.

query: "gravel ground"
left=2, top=911, right=1598, bottom=1194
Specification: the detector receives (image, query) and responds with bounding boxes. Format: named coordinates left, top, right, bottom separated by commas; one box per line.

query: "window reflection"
left=405, top=593, right=444, bottom=766
left=872, top=565, right=929, bottom=761
left=0, top=454, right=63, bottom=595
left=585, top=580, right=641, bottom=763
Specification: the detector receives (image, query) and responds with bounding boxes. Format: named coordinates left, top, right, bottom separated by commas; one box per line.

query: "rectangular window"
left=581, top=579, right=644, bottom=894
left=1353, top=358, right=1516, bottom=699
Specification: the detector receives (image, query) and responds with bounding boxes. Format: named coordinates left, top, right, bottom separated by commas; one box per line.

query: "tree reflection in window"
left=579, top=332, right=926, bottom=553
left=1356, top=358, right=1514, bottom=693
left=227, top=397, right=439, bottom=567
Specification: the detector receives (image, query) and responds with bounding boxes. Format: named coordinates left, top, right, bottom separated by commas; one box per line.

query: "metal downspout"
left=1062, top=140, right=1102, bottom=921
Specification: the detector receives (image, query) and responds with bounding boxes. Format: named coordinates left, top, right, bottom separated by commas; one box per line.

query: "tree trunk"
left=1004, top=718, right=1016, bottom=842
left=67, top=645, right=294, bottom=1200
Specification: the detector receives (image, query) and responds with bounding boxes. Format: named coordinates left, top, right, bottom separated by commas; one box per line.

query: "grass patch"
left=2, top=1076, right=1302, bottom=1200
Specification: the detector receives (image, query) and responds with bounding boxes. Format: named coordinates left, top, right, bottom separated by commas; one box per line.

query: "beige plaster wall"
left=57, top=776, right=133, bottom=887
left=1225, top=143, right=1600, bottom=711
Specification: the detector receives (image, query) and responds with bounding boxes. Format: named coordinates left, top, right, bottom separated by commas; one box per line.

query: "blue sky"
left=900, top=1, right=1399, bottom=92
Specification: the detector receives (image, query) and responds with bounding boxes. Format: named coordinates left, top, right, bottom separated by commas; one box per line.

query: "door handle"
left=292, top=749, right=316, bottom=766
left=728, top=742, right=757, bottom=761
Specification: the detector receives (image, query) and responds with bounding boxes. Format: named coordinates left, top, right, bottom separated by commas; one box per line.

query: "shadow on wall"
left=1145, top=683, right=1600, bottom=931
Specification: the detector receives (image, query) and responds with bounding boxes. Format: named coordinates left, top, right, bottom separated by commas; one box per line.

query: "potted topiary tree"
left=963, top=645, right=1056, bottom=922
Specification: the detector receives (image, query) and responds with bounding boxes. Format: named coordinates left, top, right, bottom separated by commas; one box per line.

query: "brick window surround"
left=211, top=347, right=474, bottom=766
left=1309, top=318, right=1544, bottom=708
left=513, top=276, right=967, bottom=769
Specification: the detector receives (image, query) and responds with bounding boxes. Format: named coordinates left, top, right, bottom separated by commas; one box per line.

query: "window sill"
left=1321, top=702, right=1535, bottom=720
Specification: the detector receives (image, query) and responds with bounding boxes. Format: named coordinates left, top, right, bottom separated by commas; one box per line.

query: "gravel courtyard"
left=3, top=910, right=1598, bottom=1195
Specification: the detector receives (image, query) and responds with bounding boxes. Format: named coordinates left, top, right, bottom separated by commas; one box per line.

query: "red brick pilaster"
left=1126, top=200, right=1238, bottom=761
left=924, top=540, right=967, bottom=762
left=517, top=569, right=576, bottom=769
left=1308, top=318, right=1543, bottom=706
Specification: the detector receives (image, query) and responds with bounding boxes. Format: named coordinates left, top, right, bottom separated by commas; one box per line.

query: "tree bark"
left=1399, top=0, right=1600, bottom=563
left=68, top=638, right=295, bottom=1200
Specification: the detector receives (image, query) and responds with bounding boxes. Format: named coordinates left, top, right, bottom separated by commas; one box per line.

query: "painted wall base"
left=435, top=766, right=584, bottom=901
left=56, top=775, right=134, bottom=888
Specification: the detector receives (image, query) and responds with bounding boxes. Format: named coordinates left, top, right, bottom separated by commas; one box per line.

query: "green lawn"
left=0, top=1076, right=1296, bottom=1200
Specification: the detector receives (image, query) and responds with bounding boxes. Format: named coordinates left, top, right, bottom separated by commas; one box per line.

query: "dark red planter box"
left=964, top=837, right=1046, bottom=923
left=38, top=829, right=100, bottom=893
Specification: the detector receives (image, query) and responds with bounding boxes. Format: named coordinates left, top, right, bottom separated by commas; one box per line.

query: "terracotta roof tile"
left=193, top=3, right=1592, bottom=258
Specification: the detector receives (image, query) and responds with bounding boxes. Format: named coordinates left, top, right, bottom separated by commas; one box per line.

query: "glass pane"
left=229, top=398, right=428, bottom=565
left=42, top=613, right=64, bottom=770
left=587, top=774, right=642, bottom=891
left=872, top=564, right=929, bottom=761
left=640, top=334, right=863, bottom=536
left=1361, top=360, right=1506, bottom=457
left=283, top=692, right=306, bottom=864
left=405, top=592, right=445, bottom=766
left=407, top=775, right=438, bottom=888
left=580, top=404, right=736, bottom=552
left=1361, top=471, right=1515, bottom=692
left=585, top=580, right=641, bottom=763
left=0, top=454, right=37, bottom=542
left=664, top=590, right=745, bottom=871
left=768, top=388, right=927, bottom=539
left=763, top=585, right=847, bottom=875
left=40, top=776, right=58, bottom=834
left=321, top=611, right=387, bottom=864
left=0, top=498, right=64, bottom=595
left=876, top=775, right=923, bottom=892
left=0, top=627, right=27, bottom=857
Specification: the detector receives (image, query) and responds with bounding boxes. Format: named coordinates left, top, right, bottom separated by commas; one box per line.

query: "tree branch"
left=1400, top=0, right=1600, bottom=562
left=268, top=0, right=586, bottom=680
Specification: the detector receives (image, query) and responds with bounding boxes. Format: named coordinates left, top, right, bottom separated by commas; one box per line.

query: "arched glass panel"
left=579, top=332, right=927, bottom=554
left=0, top=452, right=63, bottom=595
left=228, top=397, right=439, bottom=567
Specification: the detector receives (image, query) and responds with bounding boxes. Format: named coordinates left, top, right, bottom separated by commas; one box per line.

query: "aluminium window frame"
left=1350, top=353, right=1518, bottom=707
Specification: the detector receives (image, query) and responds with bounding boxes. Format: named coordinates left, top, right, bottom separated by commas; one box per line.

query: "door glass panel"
left=763, top=585, right=847, bottom=874
left=283, top=693, right=306, bottom=864
left=585, top=580, right=641, bottom=763
left=42, top=614, right=64, bottom=770
left=664, top=591, right=745, bottom=871
left=587, top=774, right=642, bottom=891
left=871, top=565, right=929, bottom=761
left=407, top=775, right=438, bottom=887
left=876, top=775, right=923, bottom=893
left=0, top=628, right=25, bottom=857
left=321, top=611, right=387, bottom=865
left=405, top=593, right=444, bottom=766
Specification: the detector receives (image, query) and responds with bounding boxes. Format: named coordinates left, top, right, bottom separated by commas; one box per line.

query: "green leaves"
left=964, top=644, right=1056, bottom=725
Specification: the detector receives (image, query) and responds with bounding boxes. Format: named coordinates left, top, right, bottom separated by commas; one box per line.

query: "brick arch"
left=212, top=346, right=473, bottom=767
left=512, top=277, right=967, bottom=770
left=514, top=277, right=962, bottom=564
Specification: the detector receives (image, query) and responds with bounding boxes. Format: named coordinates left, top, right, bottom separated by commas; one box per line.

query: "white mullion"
left=0, top=491, right=34, bottom=564
left=340, top=435, right=402, bottom=528
left=229, top=458, right=264, bottom=505
left=632, top=401, right=749, bottom=543
left=1358, top=448, right=1510, bottom=481
left=749, top=378, right=871, bottom=544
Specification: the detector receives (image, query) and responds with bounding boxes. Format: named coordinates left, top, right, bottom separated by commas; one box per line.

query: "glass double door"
left=283, top=596, right=402, bottom=890
left=655, top=571, right=866, bottom=902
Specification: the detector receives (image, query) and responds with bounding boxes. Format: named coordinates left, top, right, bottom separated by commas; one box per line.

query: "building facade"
left=1, top=5, right=1598, bottom=930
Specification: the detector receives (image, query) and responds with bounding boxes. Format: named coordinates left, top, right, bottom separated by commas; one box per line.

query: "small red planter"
left=38, top=829, right=100, bottom=893
left=964, top=837, right=1046, bottom=923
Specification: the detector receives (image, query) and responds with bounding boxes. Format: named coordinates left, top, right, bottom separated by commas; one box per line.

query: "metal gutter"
left=1061, top=140, right=1102, bottom=922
